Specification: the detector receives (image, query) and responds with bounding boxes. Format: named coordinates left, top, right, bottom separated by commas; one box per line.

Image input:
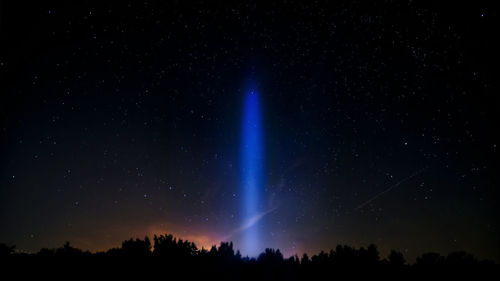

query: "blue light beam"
left=241, top=90, right=263, bottom=257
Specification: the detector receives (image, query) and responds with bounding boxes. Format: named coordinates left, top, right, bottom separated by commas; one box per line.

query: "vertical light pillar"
left=241, top=90, right=262, bottom=257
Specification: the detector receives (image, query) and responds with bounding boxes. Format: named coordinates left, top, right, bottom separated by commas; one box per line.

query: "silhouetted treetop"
left=1, top=233, right=496, bottom=280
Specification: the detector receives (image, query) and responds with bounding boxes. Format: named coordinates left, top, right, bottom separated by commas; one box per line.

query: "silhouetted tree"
left=55, top=241, right=85, bottom=256
left=285, top=255, right=300, bottom=266
left=258, top=248, right=284, bottom=265
left=121, top=236, right=151, bottom=257
left=38, top=248, right=56, bottom=256
left=215, top=241, right=238, bottom=264
left=235, top=249, right=242, bottom=260
left=366, top=244, right=380, bottom=264
left=301, top=253, right=310, bottom=265
left=311, top=250, right=329, bottom=266
left=0, top=243, right=15, bottom=256
left=2, top=233, right=495, bottom=279
left=445, top=251, right=477, bottom=265
left=388, top=250, right=406, bottom=266
left=105, top=247, right=123, bottom=257
left=153, top=234, right=197, bottom=259
left=416, top=252, right=444, bottom=266
left=332, top=245, right=356, bottom=265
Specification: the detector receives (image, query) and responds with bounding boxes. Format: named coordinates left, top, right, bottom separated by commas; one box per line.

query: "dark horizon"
left=1, top=1, right=498, bottom=266
left=1, top=232, right=496, bottom=266
left=4, top=233, right=497, bottom=280
left=2, top=233, right=497, bottom=264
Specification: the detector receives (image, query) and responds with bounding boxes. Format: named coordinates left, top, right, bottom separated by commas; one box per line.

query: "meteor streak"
left=355, top=167, right=428, bottom=210
left=224, top=206, right=278, bottom=242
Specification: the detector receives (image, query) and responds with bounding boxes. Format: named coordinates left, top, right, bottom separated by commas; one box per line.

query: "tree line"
left=1, top=234, right=497, bottom=279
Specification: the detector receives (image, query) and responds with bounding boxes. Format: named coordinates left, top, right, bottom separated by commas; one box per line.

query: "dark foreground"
left=2, top=235, right=498, bottom=280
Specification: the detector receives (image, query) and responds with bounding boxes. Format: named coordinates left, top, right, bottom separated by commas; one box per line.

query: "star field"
left=0, top=1, right=498, bottom=262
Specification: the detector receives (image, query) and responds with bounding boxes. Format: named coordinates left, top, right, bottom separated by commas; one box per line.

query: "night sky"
left=1, top=1, right=498, bottom=262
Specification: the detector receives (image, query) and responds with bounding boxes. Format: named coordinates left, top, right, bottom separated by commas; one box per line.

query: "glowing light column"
left=241, top=90, right=263, bottom=257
